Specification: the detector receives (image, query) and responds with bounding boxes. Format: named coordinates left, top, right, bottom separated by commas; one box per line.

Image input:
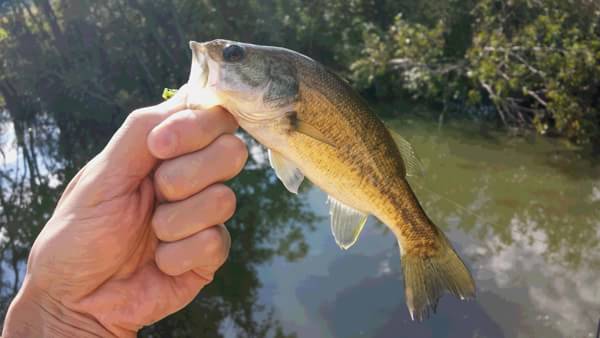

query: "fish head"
left=187, top=39, right=300, bottom=121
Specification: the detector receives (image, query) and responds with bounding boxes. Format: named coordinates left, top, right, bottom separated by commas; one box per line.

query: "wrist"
left=2, top=279, right=117, bottom=338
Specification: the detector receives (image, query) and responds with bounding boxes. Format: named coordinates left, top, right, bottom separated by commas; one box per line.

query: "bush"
left=351, top=0, right=600, bottom=148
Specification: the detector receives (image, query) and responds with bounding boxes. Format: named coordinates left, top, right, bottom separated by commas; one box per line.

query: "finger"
left=98, top=86, right=189, bottom=178
left=155, top=224, right=231, bottom=276
left=66, top=87, right=191, bottom=207
left=152, top=184, right=236, bottom=242
left=154, top=134, right=247, bottom=202
left=147, top=106, right=238, bottom=159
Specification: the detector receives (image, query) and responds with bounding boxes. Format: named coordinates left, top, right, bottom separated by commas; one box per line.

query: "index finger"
left=147, top=106, right=238, bottom=159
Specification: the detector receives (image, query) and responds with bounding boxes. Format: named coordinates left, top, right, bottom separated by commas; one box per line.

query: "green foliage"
left=1, top=0, right=598, bottom=148
left=468, top=0, right=600, bottom=145
left=350, top=0, right=600, bottom=147
left=351, top=14, right=448, bottom=99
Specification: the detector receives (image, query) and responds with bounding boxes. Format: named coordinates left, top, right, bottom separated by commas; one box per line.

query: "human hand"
left=2, top=87, right=248, bottom=337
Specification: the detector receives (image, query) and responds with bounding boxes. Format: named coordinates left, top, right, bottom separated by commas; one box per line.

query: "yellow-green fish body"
left=185, top=39, right=475, bottom=319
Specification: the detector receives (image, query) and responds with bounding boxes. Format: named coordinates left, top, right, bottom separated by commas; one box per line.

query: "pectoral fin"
left=268, top=149, right=304, bottom=194
left=296, top=120, right=336, bottom=147
left=284, top=111, right=336, bottom=147
left=387, top=128, right=425, bottom=177
left=328, top=196, right=368, bottom=250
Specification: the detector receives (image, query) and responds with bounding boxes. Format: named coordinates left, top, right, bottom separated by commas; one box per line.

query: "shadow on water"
left=297, top=253, right=505, bottom=338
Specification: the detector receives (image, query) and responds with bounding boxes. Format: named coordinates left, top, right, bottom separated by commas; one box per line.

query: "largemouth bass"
left=184, top=39, right=475, bottom=320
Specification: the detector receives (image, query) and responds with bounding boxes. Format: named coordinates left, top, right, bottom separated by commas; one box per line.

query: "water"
left=252, top=116, right=600, bottom=338
left=1, top=112, right=599, bottom=337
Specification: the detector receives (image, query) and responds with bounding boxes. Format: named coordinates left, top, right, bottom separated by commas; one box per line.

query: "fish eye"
left=222, top=44, right=245, bottom=62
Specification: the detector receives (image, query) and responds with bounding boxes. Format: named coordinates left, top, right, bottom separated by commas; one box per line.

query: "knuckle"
left=123, top=109, right=155, bottom=134
left=211, top=185, right=236, bottom=219
left=217, top=135, right=248, bottom=169
left=154, top=167, right=178, bottom=200
left=126, top=109, right=149, bottom=126
left=193, top=267, right=215, bottom=283
left=189, top=110, right=211, bottom=134
left=151, top=208, right=173, bottom=241
left=202, top=227, right=229, bottom=264
left=154, top=246, right=173, bottom=275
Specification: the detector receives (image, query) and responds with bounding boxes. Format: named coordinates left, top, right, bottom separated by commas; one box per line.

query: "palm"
left=29, top=176, right=207, bottom=333
left=5, top=95, right=242, bottom=337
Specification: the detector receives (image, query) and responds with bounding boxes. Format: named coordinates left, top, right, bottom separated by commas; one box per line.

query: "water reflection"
left=400, top=117, right=600, bottom=269
left=399, top=116, right=600, bottom=337
left=1, top=110, right=600, bottom=337
left=0, top=118, right=65, bottom=315
left=258, top=116, right=600, bottom=338
left=0, top=119, right=318, bottom=337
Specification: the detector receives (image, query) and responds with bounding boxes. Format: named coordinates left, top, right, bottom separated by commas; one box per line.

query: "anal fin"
left=327, top=196, right=368, bottom=250
left=268, top=149, right=304, bottom=194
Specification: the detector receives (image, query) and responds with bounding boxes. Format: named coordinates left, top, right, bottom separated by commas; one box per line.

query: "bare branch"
left=526, top=90, right=548, bottom=107
left=480, top=80, right=508, bottom=126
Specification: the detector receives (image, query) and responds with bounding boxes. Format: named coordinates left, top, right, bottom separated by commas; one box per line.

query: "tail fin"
left=400, top=232, right=475, bottom=321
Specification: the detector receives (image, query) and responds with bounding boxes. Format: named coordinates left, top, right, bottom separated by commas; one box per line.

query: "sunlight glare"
left=186, top=86, right=221, bottom=109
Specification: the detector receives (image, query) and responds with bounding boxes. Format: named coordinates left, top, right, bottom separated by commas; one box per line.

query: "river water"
left=249, top=115, right=600, bottom=338
left=1, top=111, right=599, bottom=338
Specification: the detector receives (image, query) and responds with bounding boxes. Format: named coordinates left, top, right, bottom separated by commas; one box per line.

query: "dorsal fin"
left=386, top=127, right=425, bottom=177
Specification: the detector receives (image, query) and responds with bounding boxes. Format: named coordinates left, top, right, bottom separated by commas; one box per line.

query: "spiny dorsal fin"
left=268, top=149, right=304, bottom=194
left=327, top=195, right=369, bottom=250
left=387, top=127, right=425, bottom=177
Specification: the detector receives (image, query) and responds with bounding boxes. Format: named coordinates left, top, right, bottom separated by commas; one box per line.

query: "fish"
left=183, top=39, right=475, bottom=320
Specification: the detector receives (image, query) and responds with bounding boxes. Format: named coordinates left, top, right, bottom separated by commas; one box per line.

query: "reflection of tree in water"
left=0, top=116, right=65, bottom=316
left=0, top=0, right=323, bottom=333
left=397, top=118, right=600, bottom=269
left=0, top=116, right=317, bottom=337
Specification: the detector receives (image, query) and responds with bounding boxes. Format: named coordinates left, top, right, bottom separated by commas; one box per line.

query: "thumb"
left=66, top=86, right=189, bottom=206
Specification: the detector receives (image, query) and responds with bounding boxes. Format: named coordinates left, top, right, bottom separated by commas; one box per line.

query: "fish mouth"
left=186, top=41, right=221, bottom=109
left=188, top=41, right=209, bottom=88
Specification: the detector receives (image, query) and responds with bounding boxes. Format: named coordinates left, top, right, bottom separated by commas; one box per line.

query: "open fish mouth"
left=185, top=41, right=220, bottom=109
left=189, top=41, right=209, bottom=88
